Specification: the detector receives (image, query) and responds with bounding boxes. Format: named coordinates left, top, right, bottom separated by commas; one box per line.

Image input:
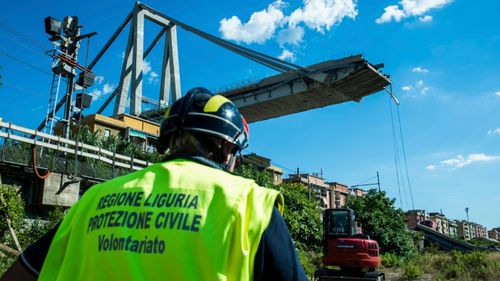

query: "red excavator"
left=315, top=208, right=385, bottom=281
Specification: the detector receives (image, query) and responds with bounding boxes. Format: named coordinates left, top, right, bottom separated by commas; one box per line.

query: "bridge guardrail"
left=0, top=121, right=151, bottom=181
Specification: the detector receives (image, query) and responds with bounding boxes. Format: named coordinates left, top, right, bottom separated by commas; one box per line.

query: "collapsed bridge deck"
left=218, top=55, right=391, bottom=123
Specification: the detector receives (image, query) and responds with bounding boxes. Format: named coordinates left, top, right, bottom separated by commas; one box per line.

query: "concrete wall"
left=42, top=173, right=80, bottom=207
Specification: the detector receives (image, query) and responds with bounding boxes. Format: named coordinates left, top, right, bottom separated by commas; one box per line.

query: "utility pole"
left=376, top=171, right=380, bottom=192
left=42, top=16, right=96, bottom=136
left=351, top=172, right=382, bottom=192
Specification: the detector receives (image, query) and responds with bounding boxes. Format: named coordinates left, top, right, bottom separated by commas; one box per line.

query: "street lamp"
left=465, top=207, right=470, bottom=240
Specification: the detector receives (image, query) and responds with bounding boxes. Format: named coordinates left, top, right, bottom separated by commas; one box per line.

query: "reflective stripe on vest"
left=39, top=159, right=283, bottom=281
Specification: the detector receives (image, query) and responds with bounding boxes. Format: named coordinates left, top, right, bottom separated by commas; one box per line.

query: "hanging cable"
left=388, top=91, right=405, bottom=209
left=32, top=145, right=50, bottom=180
left=353, top=175, right=377, bottom=186
left=394, top=84, right=415, bottom=210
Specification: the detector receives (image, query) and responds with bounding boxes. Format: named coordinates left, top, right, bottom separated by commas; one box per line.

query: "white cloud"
left=439, top=153, right=500, bottom=169
left=219, top=1, right=286, bottom=44
left=412, top=66, right=429, bottom=73
left=418, top=15, right=433, bottom=22
left=95, top=76, right=104, bottom=84
left=278, top=26, right=305, bottom=46
left=148, top=71, right=160, bottom=85
left=278, top=49, right=296, bottom=62
left=90, top=83, right=115, bottom=101
left=403, top=80, right=431, bottom=97
left=375, top=5, right=405, bottom=23
left=102, top=83, right=115, bottom=95
left=401, top=0, right=453, bottom=16
left=488, top=128, right=500, bottom=135
left=90, top=89, right=103, bottom=101
left=288, top=0, right=358, bottom=33
left=426, top=165, right=436, bottom=170
left=30, top=105, right=43, bottom=112
left=495, top=91, right=500, bottom=97
left=219, top=0, right=358, bottom=50
left=143, top=60, right=152, bottom=75
left=376, top=0, right=453, bottom=24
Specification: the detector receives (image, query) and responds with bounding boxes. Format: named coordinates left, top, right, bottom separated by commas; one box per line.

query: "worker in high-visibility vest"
left=2, top=87, right=307, bottom=281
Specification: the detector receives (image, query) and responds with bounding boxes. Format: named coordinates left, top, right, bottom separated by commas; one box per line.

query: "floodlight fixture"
left=76, top=93, right=92, bottom=109
left=76, top=71, right=96, bottom=88
left=44, top=16, right=62, bottom=37
left=63, top=16, right=79, bottom=37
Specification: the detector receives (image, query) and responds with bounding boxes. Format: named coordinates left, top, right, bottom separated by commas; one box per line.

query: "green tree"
left=71, top=125, right=163, bottom=163
left=346, top=189, right=416, bottom=259
left=280, top=182, right=322, bottom=251
left=233, top=165, right=323, bottom=278
left=0, top=185, right=24, bottom=242
left=0, top=184, right=65, bottom=274
left=233, top=165, right=322, bottom=250
left=233, top=164, right=274, bottom=188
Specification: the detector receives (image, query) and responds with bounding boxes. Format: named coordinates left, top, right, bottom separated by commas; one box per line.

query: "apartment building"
left=327, top=182, right=350, bottom=208
left=449, top=220, right=458, bottom=238
left=285, top=173, right=332, bottom=208
left=470, top=222, right=488, bottom=239
left=238, top=153, right=283, bottom=185
left=457, top=220, right=472, bottom=240
left=55, top=113, right=160, bottom=152
left=404, top=209, right=429, bottom=229
left=488, top=228, right=500, bottom=240
left=404, top=210, right=489, bottom=240
left=350, top=188, right=367, bottom=197
left=283, top=173, right=367, bottom=209
left=429, top=212, right=450, bottom=236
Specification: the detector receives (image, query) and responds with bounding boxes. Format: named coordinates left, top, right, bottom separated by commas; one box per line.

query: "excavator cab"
left=316, top=208, right=384, bottom=281
left=324, top=208, right=357, bottom=238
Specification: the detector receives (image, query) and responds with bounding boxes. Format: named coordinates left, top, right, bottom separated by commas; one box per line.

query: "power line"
left=353, top=175, right=377, bottom=186
left=0, top=32, right=48, bottom=60
left=0, top=20, right=49, bottom=51
left=270, top=161, right=297, bottom=175
left=2, top=82, right=47, bottom=99
left=0, top=51, right=52, bottom=76
left=0, top=17, right=155, bottom=127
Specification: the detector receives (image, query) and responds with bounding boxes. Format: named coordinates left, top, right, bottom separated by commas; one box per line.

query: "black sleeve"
left=19, top=223, right=60, bottom=276
left=253, top=207, right=308, bottom=281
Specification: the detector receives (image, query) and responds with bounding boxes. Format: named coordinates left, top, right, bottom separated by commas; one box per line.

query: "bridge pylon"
left=109, top=3, right=182, bottom=116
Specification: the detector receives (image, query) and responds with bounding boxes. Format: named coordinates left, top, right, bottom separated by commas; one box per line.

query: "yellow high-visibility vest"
left=39, top=159, right=284, bottom=281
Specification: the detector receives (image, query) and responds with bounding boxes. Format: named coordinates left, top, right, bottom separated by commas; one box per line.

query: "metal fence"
left=0, top=121, right=150, bottom=181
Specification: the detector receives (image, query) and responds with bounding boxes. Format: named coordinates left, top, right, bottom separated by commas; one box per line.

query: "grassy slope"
left=381, top=251, right=500, bottom=281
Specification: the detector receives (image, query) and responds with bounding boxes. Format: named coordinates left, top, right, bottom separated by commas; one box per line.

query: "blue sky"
left=0, top=0, right=499, bottom=228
